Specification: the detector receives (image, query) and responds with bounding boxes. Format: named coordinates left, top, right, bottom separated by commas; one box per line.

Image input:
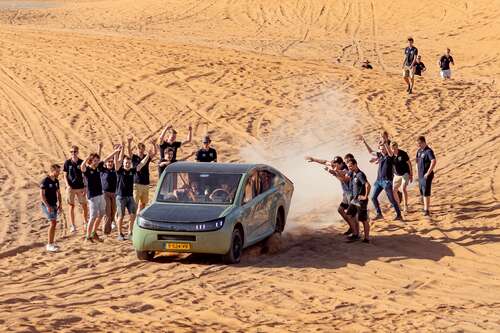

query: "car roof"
left=165, top=162, right=268, bottom=174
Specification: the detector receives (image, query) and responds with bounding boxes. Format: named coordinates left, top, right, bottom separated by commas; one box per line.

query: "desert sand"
left=0, top=0, right=499, bottom=332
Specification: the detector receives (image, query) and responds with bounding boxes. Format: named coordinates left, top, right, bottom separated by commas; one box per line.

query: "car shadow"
left=152, top=227, right=454, bottom=269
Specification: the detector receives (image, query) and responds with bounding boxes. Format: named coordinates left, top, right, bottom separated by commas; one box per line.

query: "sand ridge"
left=0, top=1, right=499, bottom=332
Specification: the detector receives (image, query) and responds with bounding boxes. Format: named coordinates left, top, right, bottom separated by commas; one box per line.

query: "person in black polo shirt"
left=63, top=145, right=88, bottom=234
left=439, top=48, right=455, bottom=79
left=114, top=144, right=152, bottom=240
left=402, top=37, right=418, bottom=94
left=196, top=135, right=217, bottom=162
left=40, top=164, right=62, bottom=252
left=81, top=147, right=120, bottom=242
left=158, top=123, right=192, bottom=168
left=100, top=146, right=118, bottom=235
left=390, top=142, right=413, bottom=213
left=416, top=136, right=436, bottom=217
left=127, top=137, right=157, bottom=213
left=362, top=136, right=403, bottom=220
left=158, top=148, right=195, bottom=177
left=414, top=55, right=426, bottom=76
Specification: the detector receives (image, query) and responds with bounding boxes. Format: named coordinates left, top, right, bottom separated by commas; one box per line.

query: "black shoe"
left=394, top=215, right=403, bottom=221
left=372, top=214, right=384, bottom=221
left=408, top=87, right=413, bottom=94
left=423, top=210, right=430, bottom=216
left=406, top=85, right=410, bottom=92
left=362, top=239, right=370, bottom=244
left=343, top=228, right=353, bottom=236
left=346, top=234, right=361, bottom=243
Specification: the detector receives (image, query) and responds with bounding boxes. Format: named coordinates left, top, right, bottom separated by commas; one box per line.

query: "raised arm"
left=305, top=156, right=331, bottom=167
left=103, top=146, right=121, bottom=163
left=361, top=136, right=376, bottom=155
left=182, top=125, right=193, bottom=145
left=137, top=149, right=153, bottom=171
left=158, top=124, right=172, bottom=144
left=115, top=144, right=124, bottom=170
left=127, top=136, right=133, bottom=158
left=150, top=139, right=158, bottom=160
left=385, top=142, right=394, bottom=157
left=80, top=154, right=92, bottom=173
left=97, top=142, right=103, bottom=157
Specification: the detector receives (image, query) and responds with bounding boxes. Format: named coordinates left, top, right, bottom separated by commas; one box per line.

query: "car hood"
left=140, top=203, right=232, bottom=223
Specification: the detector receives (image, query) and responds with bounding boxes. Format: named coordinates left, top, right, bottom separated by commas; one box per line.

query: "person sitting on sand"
left=196, top=135, right=217, bottom=162
left=361, top=136, right=403, bottom=221
left=402, top=37, right=418, bottom=94
left=305, top=155, right=353, bottom=235
left=439, top=48, right=455, bottom=80
left=80, top=145, right=121, bottom=242
left=361, top=60, right=373, bottom=69
left=40, top=164, right=62, bottom=252
left=416, top=136, right=436, bottom=217
left=414, top=55, right=426, bottom=76
left=114, top=144, right=152, bottom=240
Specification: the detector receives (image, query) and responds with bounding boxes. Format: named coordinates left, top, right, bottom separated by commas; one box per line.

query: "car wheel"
left=136, top=250, right=155, bottom=261
left=223, top=228, right=243, bottom=264
left=274, top=208, right=285, bottom=233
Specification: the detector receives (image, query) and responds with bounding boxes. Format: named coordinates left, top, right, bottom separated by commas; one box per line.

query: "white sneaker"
left=111, top=222, right=116, bottom=230
left=70, top=225, right=77, bottom=233
left=46, top=244, right=58, bottom=252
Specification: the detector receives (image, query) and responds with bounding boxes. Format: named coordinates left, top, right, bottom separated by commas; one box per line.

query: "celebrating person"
left=196, top=135, right=217, bottom=162
left=158, top=124, right=192, bottom=167
left=40, top=164, right=62, bottom=252
left=128, top=137, right=157, bottom=213
left=63, top=145, right=88, bottom=233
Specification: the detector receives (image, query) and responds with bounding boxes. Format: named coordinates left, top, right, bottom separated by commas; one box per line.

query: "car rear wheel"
left=136, top=250, right=155, bottom=261
left=274, top=208, right=285, bottom=233
left=223, top=228, right=243, bottom=264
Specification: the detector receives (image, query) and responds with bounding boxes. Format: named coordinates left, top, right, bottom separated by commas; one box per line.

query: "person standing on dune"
left=414, top=55, right=426, bottom=76
left=390, top=142, right=413, bottom=213
left=439, top=48, right=455, bottom=80
left=416, top=136, right=436, bottom=217
left=63, top=145, right=88, bottom=234
left=40, top=164, right=62, bottom=252
left=196, top=135, right=218, bottom=162
left=128, top=137, right=157, bottom=213
left=402, top=37, right=418, bottom=94
left=361, top=136, right=403, bottom=221
left=158, top=124, right=192, bottom=175
left=100, top=146, right=118, bottom=235
left=305, top=155, right=353, bottom=235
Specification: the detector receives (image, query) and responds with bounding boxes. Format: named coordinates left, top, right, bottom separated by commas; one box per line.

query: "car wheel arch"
left=234, top=222, right=245, bottom=246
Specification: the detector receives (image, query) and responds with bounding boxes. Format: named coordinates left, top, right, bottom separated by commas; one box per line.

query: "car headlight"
left=136, top=216, right=225, bottom=232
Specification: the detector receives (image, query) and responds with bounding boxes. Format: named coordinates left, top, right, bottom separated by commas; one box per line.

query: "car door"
left=236, top=170, right=259, bottom=242
left=252, top=169, right=278, bottom=239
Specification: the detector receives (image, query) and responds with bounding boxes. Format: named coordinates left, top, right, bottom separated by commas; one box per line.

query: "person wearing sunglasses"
left=63, top=145, right=88, bottom=233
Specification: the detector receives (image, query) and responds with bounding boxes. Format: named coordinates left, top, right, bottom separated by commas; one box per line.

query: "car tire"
left=274, top=208, right=285, bottom=233
left=136, top=250, right=155, bottom=261
left=223, top=228, right=243, bottom=264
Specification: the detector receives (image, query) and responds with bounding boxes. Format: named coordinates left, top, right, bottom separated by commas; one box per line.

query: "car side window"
left=258, top=170, right=276, bottom=194
left=242, top=172, right=258, bottom=205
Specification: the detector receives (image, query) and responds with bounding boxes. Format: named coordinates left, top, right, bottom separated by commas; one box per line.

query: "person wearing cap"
left=390, top=141, right=413, bottom=213
left=196, top=136, right=217, bottom=162
left=305, top=155, right=353, bottom=235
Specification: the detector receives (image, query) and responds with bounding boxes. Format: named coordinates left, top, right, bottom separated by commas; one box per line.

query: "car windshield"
left=157, top=172, right=242, bottom=205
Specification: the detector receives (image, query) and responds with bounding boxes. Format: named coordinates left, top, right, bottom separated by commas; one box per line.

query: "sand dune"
left=0, top=1, right=499, bottom=332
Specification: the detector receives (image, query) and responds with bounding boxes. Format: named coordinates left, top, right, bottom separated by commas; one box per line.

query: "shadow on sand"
left=151, top=228, right=454, bottom=269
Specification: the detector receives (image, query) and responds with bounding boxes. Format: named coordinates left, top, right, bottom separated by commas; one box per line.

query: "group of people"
left=306, top=132, right=436, bottom=243
left=361, top=37, right=456, bottom=95
left=39, top=124, right=218, bottom=252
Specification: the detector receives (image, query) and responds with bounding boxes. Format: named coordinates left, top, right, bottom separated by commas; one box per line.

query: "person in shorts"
left=81, top=147, right=120, bottom=242
left=391, top=142, right=413, bottom=213
left=196, top=135, right=218, bottom=162
left=40, top=164, right=62, bottom=252
left=114, top=144, right=152, bottom=240
left=439, top=48, right=454, bottom=79
left=402, top=37, right=418, bottom=94
left=416, top=136, right=436, bottom=216
left=63, top=145, right=88, bottom=233
left=128, top=137, right=157, bottom=213
left=158, top=123, right=192, bottom=175
left=414, top=55, right=426, bottom=76
left=344, top=159, right=371, bottom=243
left=305, top=155, right=352, bottom=235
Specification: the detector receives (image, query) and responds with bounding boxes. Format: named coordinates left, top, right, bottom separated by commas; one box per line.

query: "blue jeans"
left=371, top=179, right=401, bottom=216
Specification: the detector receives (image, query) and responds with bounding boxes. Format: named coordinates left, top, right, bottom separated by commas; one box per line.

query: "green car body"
left=132, top=162, right=294, bottom=263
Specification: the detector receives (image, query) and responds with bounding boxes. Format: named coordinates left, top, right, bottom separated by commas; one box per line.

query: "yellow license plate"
left=166, top=243, right=192, bottom=250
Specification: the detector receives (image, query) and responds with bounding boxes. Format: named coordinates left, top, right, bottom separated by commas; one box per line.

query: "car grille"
left=158, top=235, right=196, bottom=242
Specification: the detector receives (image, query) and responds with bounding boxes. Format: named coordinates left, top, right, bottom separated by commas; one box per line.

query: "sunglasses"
left=70, top=150, right=79, bottom=153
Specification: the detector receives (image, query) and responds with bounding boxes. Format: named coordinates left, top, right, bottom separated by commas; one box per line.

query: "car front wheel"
left=223, top=228, right=243, bottom=264
left=136, top=250, right=155, bottom=261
